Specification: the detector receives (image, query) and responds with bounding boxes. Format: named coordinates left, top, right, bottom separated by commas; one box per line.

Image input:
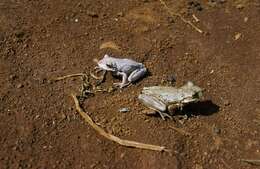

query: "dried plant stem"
left=240, top=159, right=260, bottom=166
left=221, top=159, right=232, bottom=169
left=51, top=70, right=106, bottom=83
left=169, top=126, right=191, bottom=136
left=159, top=0, right=203, bottom=33
left=71, top=94, right=170, bottom=152
left=50, top=73, right=85, bottom=82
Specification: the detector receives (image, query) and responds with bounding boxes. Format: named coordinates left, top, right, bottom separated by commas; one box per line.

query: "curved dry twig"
left=71, top=94, right=170, bottom=152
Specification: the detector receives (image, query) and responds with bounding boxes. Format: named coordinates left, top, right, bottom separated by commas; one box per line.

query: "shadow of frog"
left=176, top=100, right=220, bottom=117
left=145, top=100, right=219, bottom=120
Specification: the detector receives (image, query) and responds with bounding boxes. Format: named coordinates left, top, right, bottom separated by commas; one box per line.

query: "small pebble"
left=224, top=100, right=230, bottom=106
left=16, top=83, right=24, bottom=88
left=117, top=12, right=124, bottom=17
left=244, top=17, right=248, bottom=22
left=87, top=11, right=98, bottom=17
left=9, top=74, right=17, bottom=80
left=213, top=126, right=221, bottom=134
left=119, top=107, right=130, bottom=113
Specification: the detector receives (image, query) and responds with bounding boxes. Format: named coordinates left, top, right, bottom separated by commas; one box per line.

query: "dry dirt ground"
left=1, top=0, right=260, bottom=168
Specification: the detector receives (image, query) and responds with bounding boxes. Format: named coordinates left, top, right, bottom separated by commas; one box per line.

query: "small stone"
left=117, top=12, right=124, bottom=17
left=16, top=83, right=24, bottom=88
left=234, top=33, right=242, bottom=40
left=119, top=107, right=130, bottom=113
left=75, top=18, right=79, bottom=22
left=213, top=126, right=221, bottom=134
left=87, top=11, right=98, bottom=17
left=244, top=17, right=248, bottom=22
left=35, top=115, right=40, bottom=119
left=23, top=44, right=28, bottom=48
left=224, top=100, right=230, bottom=106
left=9, top=74, right=17, bottom=80
left=236, top=4, right=244, bottom=9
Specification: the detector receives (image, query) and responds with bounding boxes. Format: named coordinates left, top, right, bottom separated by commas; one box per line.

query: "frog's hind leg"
left=128, top=68, right=147, bottom=82
left=113, top=72, right=131, bottom=88
left=138, top=94, right=172, bottom=120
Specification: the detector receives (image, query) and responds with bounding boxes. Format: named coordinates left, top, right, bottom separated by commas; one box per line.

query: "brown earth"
left=1, top=0, right=260, bottom=168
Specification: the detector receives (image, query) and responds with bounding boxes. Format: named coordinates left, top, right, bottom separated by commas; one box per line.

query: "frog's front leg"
left=157, top=111, right=173, bottom=120
left=127, top=68, right=147, bottom=82
left=113, top=72, right=131, bottom=88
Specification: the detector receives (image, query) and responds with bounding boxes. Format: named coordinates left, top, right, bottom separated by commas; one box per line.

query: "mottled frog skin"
left=138, top=81, right=203, bottom=120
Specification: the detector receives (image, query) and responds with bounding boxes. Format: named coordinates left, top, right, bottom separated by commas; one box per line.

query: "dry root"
left=71, top=94, right=170, bottom=152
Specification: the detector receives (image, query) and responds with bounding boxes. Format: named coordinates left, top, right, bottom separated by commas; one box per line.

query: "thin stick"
left=71, top=94, right=170, bottom=152
left=221, top=159, right=232, bottom=169
left=169, top=126, right=191, bottom=136
left=159, top=0, right=203, bottom=33
left=90, top=70, right=107, bottom=80
left=192, top=14, right=200, bottom=22
left=240, top=159, right=260, bottom=166
left=50, top=73, right=85, bottom=82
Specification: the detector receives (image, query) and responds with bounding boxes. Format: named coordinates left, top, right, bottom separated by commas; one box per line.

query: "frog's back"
left=113, top=57, right=144, bottom=72
left=142, top=86, right=183, bottom=103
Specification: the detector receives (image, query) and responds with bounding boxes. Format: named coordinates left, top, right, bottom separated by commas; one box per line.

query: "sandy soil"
left=0, top=0, right=260, bottom=168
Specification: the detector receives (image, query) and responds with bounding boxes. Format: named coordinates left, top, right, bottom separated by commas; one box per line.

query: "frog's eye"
left=106, top=63, right=113, bottom=68
left=193, top=92, right=202, bottom=98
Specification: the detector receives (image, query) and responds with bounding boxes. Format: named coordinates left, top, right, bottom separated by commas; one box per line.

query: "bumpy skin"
left=138, top=81, right=203, bottom=120
left=96, top=54, right=147, bottom=88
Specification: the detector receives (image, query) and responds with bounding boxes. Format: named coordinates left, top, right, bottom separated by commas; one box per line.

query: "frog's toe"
left=113, top=82, right=130, bottom=88
left=158, top=111, right=172, bottom=120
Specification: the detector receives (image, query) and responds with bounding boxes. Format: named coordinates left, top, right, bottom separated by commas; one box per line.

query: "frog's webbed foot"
left=157, top=111, right=173, bottom=120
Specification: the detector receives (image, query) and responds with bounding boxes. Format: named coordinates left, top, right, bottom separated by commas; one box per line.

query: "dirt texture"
left=1, top=0, right=260, bottom=168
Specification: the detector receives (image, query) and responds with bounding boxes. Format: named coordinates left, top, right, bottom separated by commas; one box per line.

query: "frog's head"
left=94, top=54, right=115, bottom=71
left=181, top=81, right=203, bottom=103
